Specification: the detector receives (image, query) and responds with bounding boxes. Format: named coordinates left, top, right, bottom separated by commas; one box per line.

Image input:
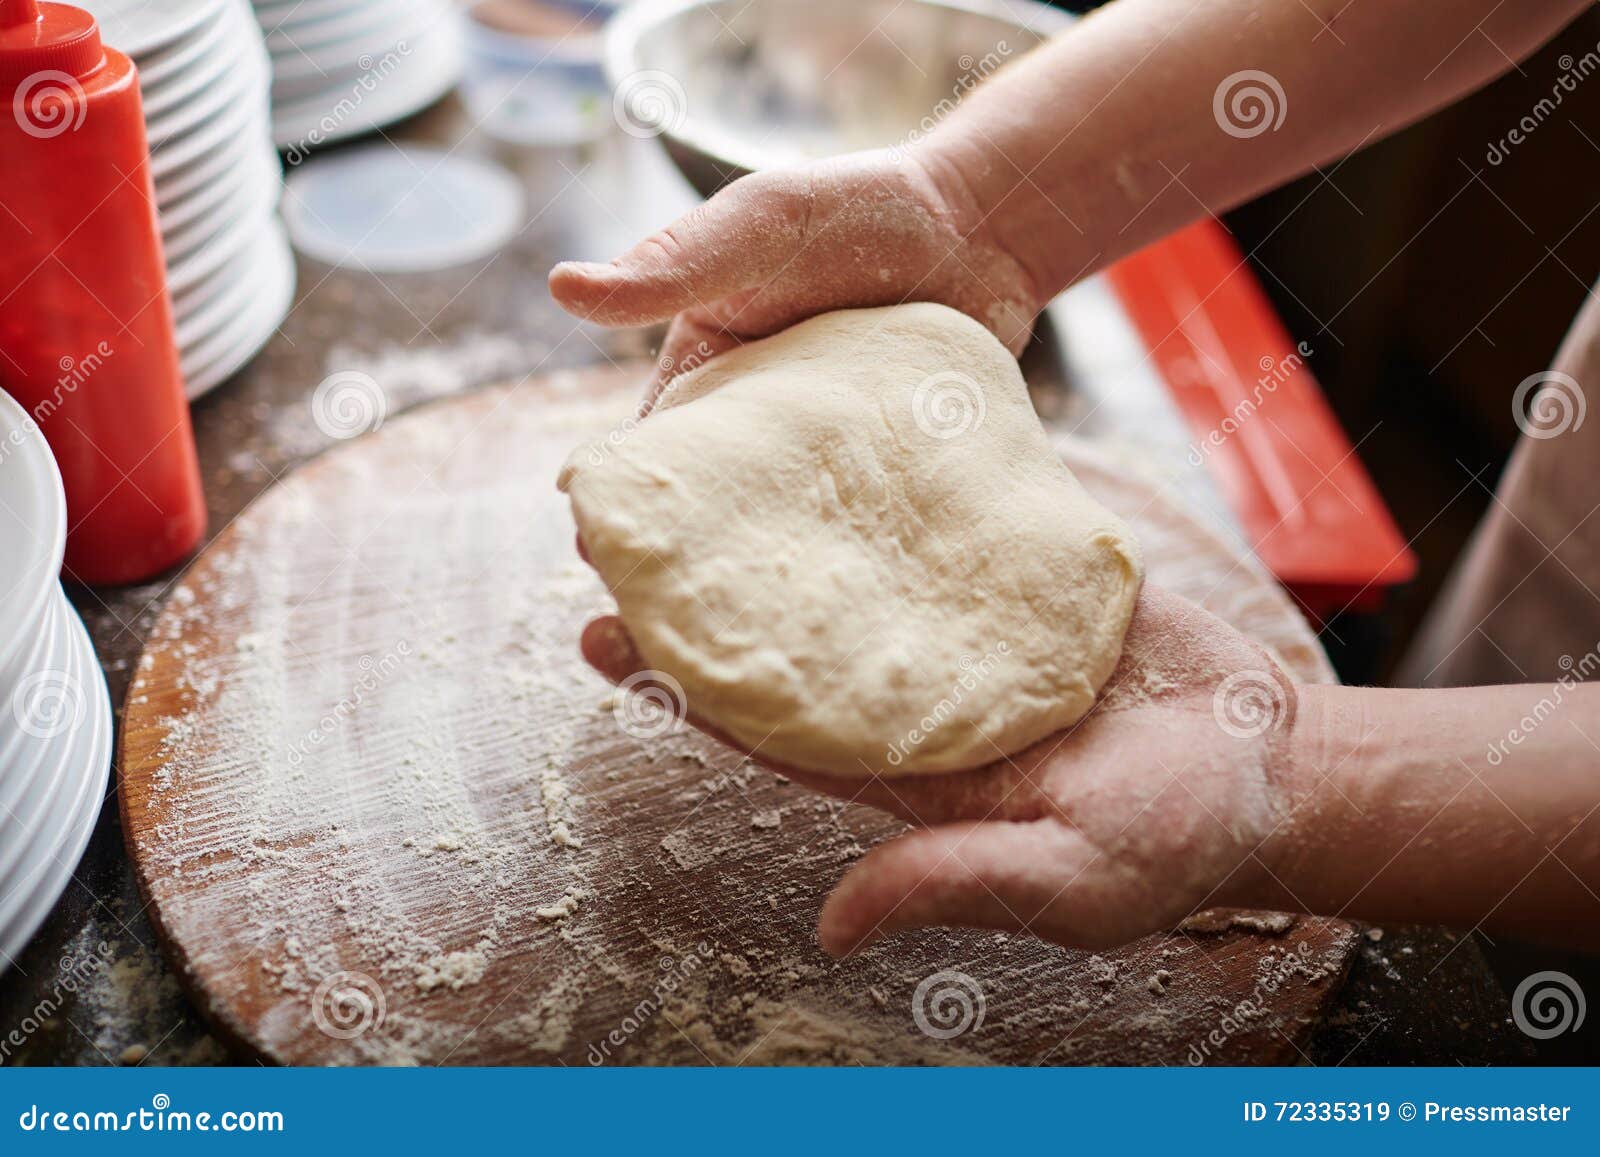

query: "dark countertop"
left=0, top=96, right=1531, bottom=1067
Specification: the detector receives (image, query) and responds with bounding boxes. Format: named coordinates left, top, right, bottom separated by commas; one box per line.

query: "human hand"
left=548, top=149, right=1042, bottom=410
left=579, top=585, right=1305, bottom=956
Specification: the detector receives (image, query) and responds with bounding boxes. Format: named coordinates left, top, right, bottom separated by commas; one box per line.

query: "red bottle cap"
left=0, top=0, right=104, bottom=86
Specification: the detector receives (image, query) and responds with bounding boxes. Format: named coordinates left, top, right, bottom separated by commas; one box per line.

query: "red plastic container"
left=0, top=0, right=205, bottom=585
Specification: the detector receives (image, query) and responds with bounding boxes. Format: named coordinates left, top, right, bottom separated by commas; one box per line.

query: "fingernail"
left=556, top=260, right=616, bottom=279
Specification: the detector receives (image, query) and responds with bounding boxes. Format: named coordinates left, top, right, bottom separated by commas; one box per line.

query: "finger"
left=548, top=174, right=805, bottom=327
left=643, top=311, right=742, bottom=414
left=817, top=819, right=1117, bottom=956
left=580, top=615, right=642, bottom=684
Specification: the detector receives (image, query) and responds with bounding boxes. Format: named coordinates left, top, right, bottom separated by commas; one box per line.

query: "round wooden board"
left=120, top=363, right=1354, bottom=1066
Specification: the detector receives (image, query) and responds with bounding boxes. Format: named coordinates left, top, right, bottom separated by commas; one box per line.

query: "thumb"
left=549, top=172, right=807, bottom=326
left=818, top=820, right=1123, bottom=956
left=580, top=615, right=641, bottom=684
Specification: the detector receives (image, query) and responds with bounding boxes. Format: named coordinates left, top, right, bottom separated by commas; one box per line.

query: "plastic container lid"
left=282, top=145, right=524, bottom=272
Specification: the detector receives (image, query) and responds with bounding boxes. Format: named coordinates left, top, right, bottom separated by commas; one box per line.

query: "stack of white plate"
left=251, top=0, right=464, bottom=150
left=0, top=391, right=113, bottom=972
left=86, top=0, right=295, bottom=399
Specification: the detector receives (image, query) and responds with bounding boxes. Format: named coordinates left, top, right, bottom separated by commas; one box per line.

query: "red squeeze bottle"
left=0, top=0, right=205, bottom=585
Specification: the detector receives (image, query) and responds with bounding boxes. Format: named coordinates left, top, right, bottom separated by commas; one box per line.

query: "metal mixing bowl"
left=606, top=0, right=1072, bottom=197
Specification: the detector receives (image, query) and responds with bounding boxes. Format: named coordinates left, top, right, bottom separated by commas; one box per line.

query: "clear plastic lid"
left=282, top=145, right=524, bottom=272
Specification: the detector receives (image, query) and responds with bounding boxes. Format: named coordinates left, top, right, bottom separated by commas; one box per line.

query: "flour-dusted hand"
left=548, top=151, right=1042, bottom=409
left=580, top=586, right=1306, bottom=957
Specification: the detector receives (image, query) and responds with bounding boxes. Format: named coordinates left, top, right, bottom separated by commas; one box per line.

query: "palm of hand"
left=582, top=586, right=1297, bottom=955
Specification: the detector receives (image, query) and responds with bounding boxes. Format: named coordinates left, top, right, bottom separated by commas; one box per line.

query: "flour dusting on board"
left=124, top=376, right=1352, bottom=1066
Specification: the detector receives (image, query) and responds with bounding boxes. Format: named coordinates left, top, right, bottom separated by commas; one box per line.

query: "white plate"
left=0, top=597, right=111, bottom=972
left=139, top=9, right=249, bottom=121
left=173, top=225, right=279, bottom=348
left=267, top=5, right=443, bottom=92
left=81, top=0, right=221, bottom=59
left=0, top=391, right=66, bottom=694
left=254, top=0, right=383, bottom=26
left=181, top=221, right=296, bottom=399
left=254, top=0, right=384, bottom=20
left=170, top=201, right=272, bottom=310
left=144, top=29, right=262, bottom=146
left=154, top=104, right=273, bottom=208
left=165, top=201, right=263, bottom=298
left=264, top=0, right=424, bottom=56
left=0, top=581, right=67, bottom=791
left=271, top=16, right=461, bottom=148
left=0, top=594, right=71, bottom=882
left=133, top=0, right=234, bottom=92
left=264, top=5, right=446, bottom=106
left=161, top=160, right=280, bottom=266
left=0, top=591, right=85, bottom=899
left=160, top=142, right=279, bottom=240
left=148, top=51, right=268, bottom=182
left=135, top=0, right=239, bottom=105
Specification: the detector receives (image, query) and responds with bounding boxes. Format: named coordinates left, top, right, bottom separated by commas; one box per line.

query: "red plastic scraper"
left=1107, top=220, right=1416, bottom=620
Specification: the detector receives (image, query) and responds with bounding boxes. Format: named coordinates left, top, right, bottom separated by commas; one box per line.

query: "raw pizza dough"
left=558, top=303, right=1143, bottom=776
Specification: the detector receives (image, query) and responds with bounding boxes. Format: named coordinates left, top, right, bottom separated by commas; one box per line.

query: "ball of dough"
left=559, top=303, right=1143, bottom=777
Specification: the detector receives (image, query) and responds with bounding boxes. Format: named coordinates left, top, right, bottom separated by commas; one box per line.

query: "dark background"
left=1068, top=1, right=1600, bottom=685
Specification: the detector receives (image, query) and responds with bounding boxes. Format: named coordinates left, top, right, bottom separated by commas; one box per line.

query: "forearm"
left=918, top=0, right=1589, bottom=298
left=1259, top=682, right=1600, bottom=951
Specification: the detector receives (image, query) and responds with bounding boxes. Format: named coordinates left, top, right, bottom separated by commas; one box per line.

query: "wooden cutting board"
left=119, top=363, right=1355, bottom=1066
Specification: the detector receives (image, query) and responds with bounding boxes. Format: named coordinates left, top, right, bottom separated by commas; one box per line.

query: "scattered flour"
left=535, top=890, right=587, bottom=921
left=118, top=378, right=1350, bottom=1066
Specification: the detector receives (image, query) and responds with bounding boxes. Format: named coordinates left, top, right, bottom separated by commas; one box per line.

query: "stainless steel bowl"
left=606, top=0, right=1072, bottom=197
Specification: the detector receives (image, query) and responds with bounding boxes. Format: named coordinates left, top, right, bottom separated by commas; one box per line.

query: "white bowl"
left=0, top=390, right=66, bottom=700
left=606, top=0, right=1071, bottom=196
